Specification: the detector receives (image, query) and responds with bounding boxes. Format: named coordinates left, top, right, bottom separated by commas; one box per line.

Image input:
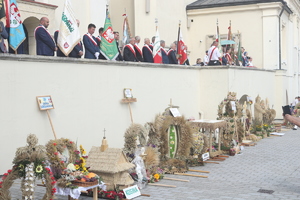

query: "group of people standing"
left=29, top=17, right=188, bottom=65
left=193, top=41, right=253, bottom=67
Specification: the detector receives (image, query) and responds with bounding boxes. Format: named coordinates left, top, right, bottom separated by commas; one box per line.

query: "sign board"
left=36, top=96, right=54, bottom=110
left=123, top=185, right=141, bottom=199
left=170, top=108, right=181, bottom=117
left=124, top=88, right=133, bottom=98
left=202, top=152, right=209, bottom=161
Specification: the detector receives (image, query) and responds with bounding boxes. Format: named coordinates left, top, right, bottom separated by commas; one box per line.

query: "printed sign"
left=124, top=88, right=133, bottom=98
left=170, top=108, right=181, bottom=117
left=123, top=185, right=141, bottom=199
left=202, top=152, right=209, bottom=161
left=36, top=96, right=54, bottom=110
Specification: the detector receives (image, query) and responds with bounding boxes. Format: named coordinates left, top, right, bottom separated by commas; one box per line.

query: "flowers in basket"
left=147, top=167, right=164, bottom=183
left=99, top=190, right=125, bottom=200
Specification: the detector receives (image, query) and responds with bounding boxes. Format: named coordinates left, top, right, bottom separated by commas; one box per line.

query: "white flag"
left=153, top=29, right=162, bottom=63
left=57, top=0, right=80, bottom=56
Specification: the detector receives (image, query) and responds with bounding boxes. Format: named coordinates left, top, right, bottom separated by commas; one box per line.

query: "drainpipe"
left=278, top=2, right=286, bottom=70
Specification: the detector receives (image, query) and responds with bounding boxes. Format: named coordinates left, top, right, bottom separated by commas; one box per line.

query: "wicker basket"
left=72, top=180, right=98, bottom=187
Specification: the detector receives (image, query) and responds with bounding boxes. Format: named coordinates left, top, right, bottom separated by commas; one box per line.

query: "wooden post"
left=93, top=187, right=98, bottom=200
left=164, top=177, right=189, bottom=182
left=148, top=183, right=176, bottom=187
left=46, top=110, right=57, bottom=139
left=174, top=173, right=208, bottom=178
left=128, top=103, right=133, bottom=124
left=188, top=169, right=210, bottom=173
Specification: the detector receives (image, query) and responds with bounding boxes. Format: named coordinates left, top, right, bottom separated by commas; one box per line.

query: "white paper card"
left=123, top=185, right=141, bottom=199
left=170, top=108, right=181, bottom=117
left=202, top=152, right=209, bottom=161
left=230, top=101, right=236, bottom=111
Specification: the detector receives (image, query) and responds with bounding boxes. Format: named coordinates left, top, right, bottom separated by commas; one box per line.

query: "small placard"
left=230, top=101, right=236, bottom=111
left=124, top=88, right=133, bottom=98
left=170, top=108, right=181, bottom=117
left=202, top=152, right=209, bottom=161
left=36, top=96, right=54, bottom=110
left=123, top=185, right=141, bottom=199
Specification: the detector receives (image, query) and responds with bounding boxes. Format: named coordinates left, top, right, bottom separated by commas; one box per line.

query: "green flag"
left=100, top=11, right=119, bottom=60
left=0, top=0, right=5, bottom=20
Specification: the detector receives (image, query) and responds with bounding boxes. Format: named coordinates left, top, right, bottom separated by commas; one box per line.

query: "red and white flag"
left=153, top=29, right=162, bottom=63
left=177, top=29, right=187, bottom=65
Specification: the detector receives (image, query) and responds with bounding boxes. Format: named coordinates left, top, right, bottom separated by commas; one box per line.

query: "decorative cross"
left=168, top=98, right=173, bottom=108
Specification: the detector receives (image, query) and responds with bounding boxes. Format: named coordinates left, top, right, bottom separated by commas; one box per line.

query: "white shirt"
left=208, top=45, right=221, bottom=61
left=203, top=54, right=209, bottom=65
left=292, top=99, right=299, bottom=106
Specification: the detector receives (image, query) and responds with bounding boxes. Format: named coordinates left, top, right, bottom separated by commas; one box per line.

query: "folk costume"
left=142, top=44, right=153, bottom=63
left=34, top=24, right=56, bottom=56
left=123, top=44, right=137, bottom=62
left=168, top=49, right=177, bottom=64
left=83, top=33, right=99, bottom=59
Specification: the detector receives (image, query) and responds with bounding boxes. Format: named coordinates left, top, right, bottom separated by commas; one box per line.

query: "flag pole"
left=176, top=20, right=181, bottom=53
left=155, top=18, right=158, bottom=31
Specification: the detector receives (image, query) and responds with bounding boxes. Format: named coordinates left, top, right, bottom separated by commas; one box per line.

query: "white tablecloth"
left=56, top=181, right=106, bottom=199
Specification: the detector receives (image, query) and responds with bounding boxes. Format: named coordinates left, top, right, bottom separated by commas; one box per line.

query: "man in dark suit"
left=96, top=27, right=103, bottom=46
left=114, top=31, right=123, bottom=61
left=168, top=42, right=177, bottom=64
left=142, top=38, right=153, bottom=63
left=0, top=21, right=8, bottom=53
left=123, top=37, right=137, bottom=62
left=54, top=30, right=64, bottom=57
left=134, top=36, right=143, bottom=62
left=83, top=23, right=99, bottom=59
left=34, top=17, right=57, bottom=56
left=160, top=40, right=169, bottom=64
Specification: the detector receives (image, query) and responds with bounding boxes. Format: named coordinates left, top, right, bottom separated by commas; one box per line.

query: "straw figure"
left=0, top=134, right=56, bottom=200
left=254, top=95, right=265, bottom=126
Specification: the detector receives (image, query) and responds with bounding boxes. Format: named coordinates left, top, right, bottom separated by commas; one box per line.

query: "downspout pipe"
left=278, top=1, right=286, bottom=70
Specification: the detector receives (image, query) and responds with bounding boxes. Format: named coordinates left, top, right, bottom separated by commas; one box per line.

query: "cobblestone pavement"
left=9, top=128, right=300, bottom=200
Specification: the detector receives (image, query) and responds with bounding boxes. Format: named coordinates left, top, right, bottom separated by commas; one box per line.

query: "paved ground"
left=8, top=128, right=300, bottom=200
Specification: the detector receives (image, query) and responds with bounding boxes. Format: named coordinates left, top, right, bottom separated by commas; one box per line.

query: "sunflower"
left=75, top=165, right=80, bottom=170
left=35, top=165, right=44, bottom=173
left=19, top=164, right=24, bottom=171
left=153, top=174, right=160, bottom=180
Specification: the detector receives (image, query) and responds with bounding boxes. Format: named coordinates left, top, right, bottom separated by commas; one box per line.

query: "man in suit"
left=168, top=42, right=177, bottom=64
left=96, top=27, right=103, bottom=46
left=114, top=31, right=123, bottom=61
left=134, top=36, right=143, bottom=62
left=142, top=38, right=153, bottom=63
left=123, top=37, right=137, bottom=62
left=0, top=21, right=8, bottom=53
left=83, top=23, right=99, bottom=59
left=54, top=19, right=83, bottom=58
left=160, top=40, right=169, bottom=64
left=34, top=17, right=57, bottom=56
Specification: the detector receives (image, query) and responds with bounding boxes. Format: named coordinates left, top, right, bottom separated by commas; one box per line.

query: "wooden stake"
left=203, top=161, right=219, bottom=164
left=93, top=187, right=98, bottom=200
left=128, top=103, right=133, bottom=124
left=148, top=183, right=176, bottom=187
left=218, top=155, right=229, bottom=158
left=141, top=194, right=151, bottom=197
left=174, top=173, right=208, bottom=178
left=164, top=177, right=189, bottom=182
left=188, top=169, right=210, bottom=173
left=46, top=110, right=57, bottom=139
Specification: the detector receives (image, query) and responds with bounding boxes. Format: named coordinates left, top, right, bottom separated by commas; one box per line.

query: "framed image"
left=36, top=95, right=54, bottom=110
left=124, top=88, right=133, bottom=98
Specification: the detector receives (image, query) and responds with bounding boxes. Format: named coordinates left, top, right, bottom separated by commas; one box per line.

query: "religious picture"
left=36, top=96, right=54, bottom=110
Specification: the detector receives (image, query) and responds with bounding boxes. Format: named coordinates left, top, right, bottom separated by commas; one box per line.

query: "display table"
left=56, top=182, right=106, bottom=200
left=189, top=120, right=226, bottom=155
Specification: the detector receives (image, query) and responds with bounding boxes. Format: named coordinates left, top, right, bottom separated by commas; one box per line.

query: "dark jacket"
left=83, top=34, right=99, bottom=59
left=142, top=45, right=153, bottom=63
left=123, top=44, right=137, bottom=62
left=0, top=21, right=8, bottom=53
left=161, top=48, right=169, bottom=64
left=34, top=25, right=56, bottom=56
left=168, top=49, right=177, bottom=64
